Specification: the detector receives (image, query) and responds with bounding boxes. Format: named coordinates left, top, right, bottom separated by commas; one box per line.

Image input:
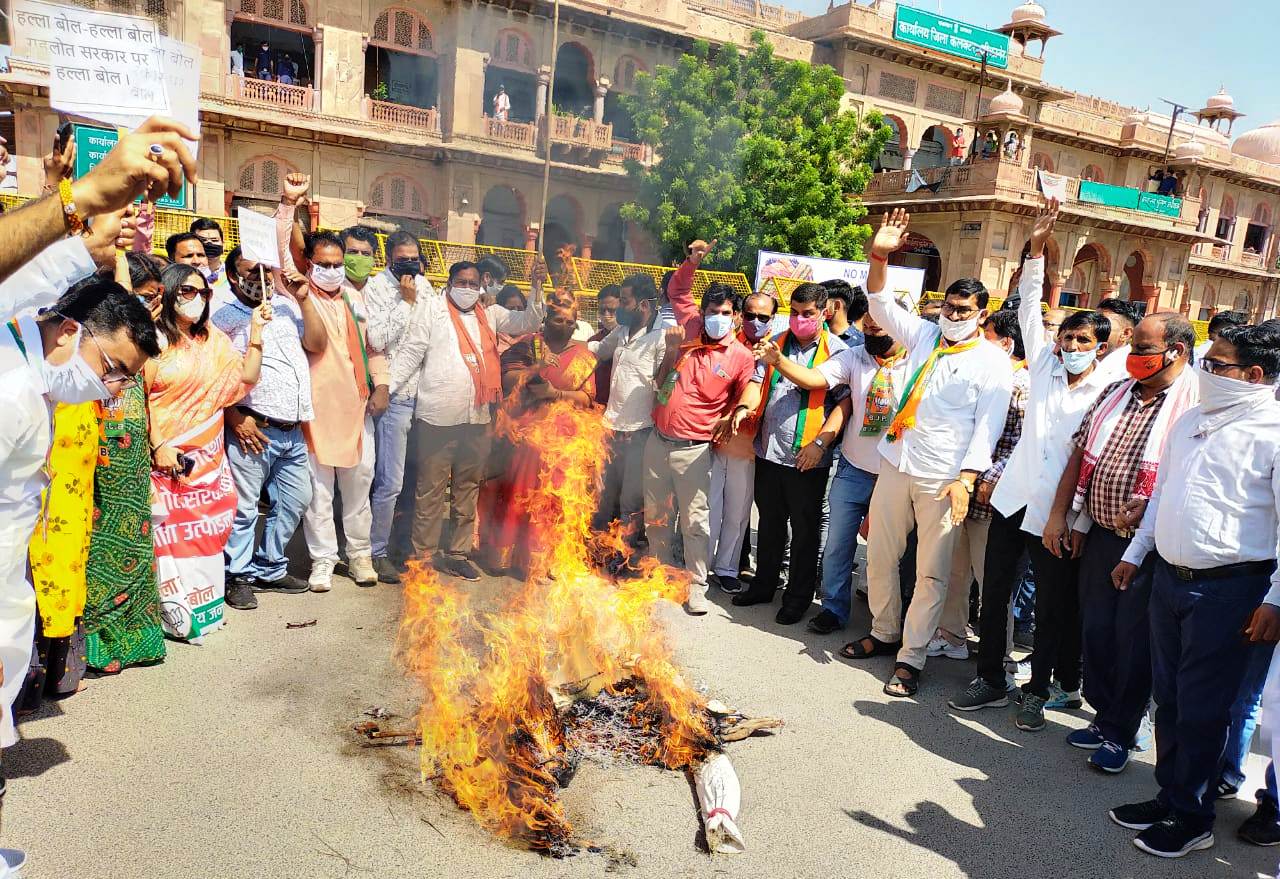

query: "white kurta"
left=0, top=316, right=50, bottom=747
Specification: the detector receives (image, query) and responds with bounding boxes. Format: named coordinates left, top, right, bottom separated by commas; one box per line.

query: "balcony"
left=1036, top=103, right=1124, bottom=143
left=365, top=99, right=440, bottom=136
left=482, top=115, right=538, bottom=149
left=690, top=0, right=807, bottom=28
left=227, top=75, right=316, bottom=113
left=546, top=113, right=612, bottom=151
left=1188, top=242, right=1280, bottom=278
left=603, top=140, right=652, bottom=167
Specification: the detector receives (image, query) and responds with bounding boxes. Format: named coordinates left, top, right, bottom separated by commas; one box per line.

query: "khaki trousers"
left=642, top=431, right=711, bottom=604
left=864, top=463, right=961, bottom=670
left=411, top=422, right=492, bottom=560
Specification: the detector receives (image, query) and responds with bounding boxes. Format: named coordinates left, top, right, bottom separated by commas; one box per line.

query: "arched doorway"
left=485, top=29, right=537, bottom=123
left=552, top=43, right=594, bottom=118
left=1031, top=152, right=1054, bottom=173
left=366, top=7, right=438, bottom=110
left=543, top=194, right=582, bottom=275
left=889, top=228, right=942, bottom=293
left=476, top=185, right=525, bottom=249
left=1119, top=250, right=1151, bottom=313
left=873, top=116, right=905, bottom=172
left=915, top=125, right=950, bottom=171
left=594, top=204, right=627, bottom=262
left=604, top=55, right=645, bottom=142
left=1082, top=164, right=1105, bottom=183
left=231, top=0, right=316, bottom=88
left=1063, top=242, right=1109, bottom=308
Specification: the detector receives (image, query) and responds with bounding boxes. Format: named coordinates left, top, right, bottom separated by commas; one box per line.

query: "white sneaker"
left=1013, top=659, right=1033, bottom=682
left=309, top=558, right=335, bottom=593
left=0, top=848, right=26, bottom=878
left=348, top=555, right=377, bottom=587
left=685, top=589, right=711, bottom=616
left=927, top=636, right=968, bottom=660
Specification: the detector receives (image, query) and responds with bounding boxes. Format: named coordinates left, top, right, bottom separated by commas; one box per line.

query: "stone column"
left=593, top=78, right=610, bottom=124
left=902, top=147, right=915, bottom=171
left=536, top=67, right=551, bottom=122
left=525, top=223, right=540, bottom=252
left=317, top=26, right=364, bottom=118
left=580, top=234, right=594, bottom=262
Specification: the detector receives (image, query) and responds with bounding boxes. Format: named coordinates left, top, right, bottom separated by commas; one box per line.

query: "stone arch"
left=873, top=114, right=908, bottom=172
left=1065, top=241, right=1111, bottom=307
left=613, top=55, right=647, bottom=94
left=491, top=28, right=537, bottom=73
left=1031, top=152, right=1054, bottom=173
left=543, top=193, right=584, bottom=273
left=235, top=0, right=310, bottom=30
left=889, top=226, right=942, bottom=293
left=1234, top=289, right=1252, bottom=312
left=367, top=173, right=431, bottom=219
left=914, top=124, right=951, bottom=170
left=476, top=184, right=527, bottom=250
left=1254, top=202, right=1272, bottom=227
left=552, top=42, right=595, bottom=117
left=1081, top=164, right=1105, bottom=183
left=371, top=6, right=434, bottom=56
left=594, top=203, right=628, bottom=262
left=235, top=154, right=298, bottom=200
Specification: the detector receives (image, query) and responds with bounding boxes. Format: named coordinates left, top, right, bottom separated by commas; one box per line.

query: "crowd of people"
left=2, top=114, right=1280, bottom=875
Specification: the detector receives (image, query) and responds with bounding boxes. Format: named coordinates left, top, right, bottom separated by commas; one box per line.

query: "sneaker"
left=1067, top=723, right=1106, bottom=751
left=1134, top=713, right=1154, bottom=752
left=309, top=558, right=335, bottom=593
left=1013, top=660, right=1032, bottom=682
left=1015, top=691, right=1047, bottom=731
left=448, top=557, right=482, bottom=582
left=1109, top=798, right=1172, bottom=831
left=685, top=591, right=711, bottom=616
left=1238, top=798, right=1280, bottom=846
left=0, top=849, right=26, bottom=877
left=225, top=576, right=259, bottom=610
left=1215, top=779, right=1239, bottom=800
left=1044, top=683, right=1083, bottom=711
left=348, top=555, right=377, bottom=587
left=373, top=556, right=402, bottom=585
left=947, top=677, right=1010, bottom=712
left=807, top=609, right=843, bottom=634
left=717, top=575, right=743, bottom=595
left=1133, top=818, right=1214, bottom=859
left=927, top=636, right=969, bottom=660
left=254, top=573, right=309, bottom=594
left=1090, top=741, right=1130, bottom=774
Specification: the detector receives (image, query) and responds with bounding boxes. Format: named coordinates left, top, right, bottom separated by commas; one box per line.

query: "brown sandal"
left=883, top=663, right=921, bottom=698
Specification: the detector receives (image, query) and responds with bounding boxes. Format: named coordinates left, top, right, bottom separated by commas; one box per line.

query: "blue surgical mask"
left=1060, top=348, right=1097, bottom=375
left=703, top=313, right=733, bottom=340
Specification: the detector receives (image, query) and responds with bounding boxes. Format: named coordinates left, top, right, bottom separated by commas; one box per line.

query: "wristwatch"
left=813, top=438, right=826, bottom=449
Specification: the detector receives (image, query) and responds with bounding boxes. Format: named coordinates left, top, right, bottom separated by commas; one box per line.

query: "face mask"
left=43, top=328, right=112, bottom=404
left=177, top=296, right=207, bottom=322
left=703, top=313, right=733, bottom=340
left=1126, top=350, right=1171, bottom=382
left=310, top=264, right=345, bottom=293
left=939, top=314, right=980, bottom=343
left=197, top=265, right=213, bottom=281
left=486, top=281, right=504, bottom=296
left=864, top=334, right=894, bottom=358
left=448, top=285, right=480, bottom=311
left=390, top=259, right=421, bottom=280
left=235, top=275, right=264, bottom=305
left=1197, top=368, right=1273, bottom=413
left=199, top=240, right=224, bottom=260
left=744, top=317, right=771, bottom=342
left=1060, top=348, right=1097, bottom=375
left=344, top=253, right=374, bottom=283
left=789, top=314, right=821, bottom=339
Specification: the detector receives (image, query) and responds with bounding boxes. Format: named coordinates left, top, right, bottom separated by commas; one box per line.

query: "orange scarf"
left=448, top=298, right=501, bottom=408
left=886, top=335, right=981, bottom=443
left=336, top=288, right=373, bottom=401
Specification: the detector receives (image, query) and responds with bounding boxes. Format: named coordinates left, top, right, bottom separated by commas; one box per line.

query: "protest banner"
left=1037, top=169, right=1070, bottom=203
left=755, top=249, right=928, bottom=306
left=93, top=36, right=200, bottom=151
left=236, top=206, right=281, bottom=269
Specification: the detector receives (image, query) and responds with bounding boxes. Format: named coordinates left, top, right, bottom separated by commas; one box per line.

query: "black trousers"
left=1026, top=539, right=1083, bottom=697
left=743, top=457, right=830, bottom=613
left=976, top=506, right=1027, bottom=687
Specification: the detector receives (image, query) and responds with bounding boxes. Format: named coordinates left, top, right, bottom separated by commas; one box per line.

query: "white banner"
left=236, top=206, right=281, bottom=269
left=93, top=37, right=201, bottom=155
left=755, top=249, right=927, bottom=307
left=1037, top=169, right=1069, bottom=203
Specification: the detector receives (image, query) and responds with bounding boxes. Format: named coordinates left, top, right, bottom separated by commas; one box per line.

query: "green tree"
left=620, top=31, right=892, bottom=280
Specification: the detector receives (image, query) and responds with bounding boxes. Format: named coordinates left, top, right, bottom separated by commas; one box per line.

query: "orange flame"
left=397, top=401, right=716, bottom=851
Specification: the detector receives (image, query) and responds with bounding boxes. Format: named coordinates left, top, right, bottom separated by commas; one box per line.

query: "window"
left=924, top=84, right=965, bottom=116
left=877, top=72, right=917, bottom=104
left=368, top=173, right=429, bottom=218
left=236, top=156, right=297, bottom=199
left=372, top=8, right=434, bottom=54
left=492, top=29, right=535, bottom=72
left=1081, top=164, right=1104, bottom=183
left=614, top=55, right=646, bottom=93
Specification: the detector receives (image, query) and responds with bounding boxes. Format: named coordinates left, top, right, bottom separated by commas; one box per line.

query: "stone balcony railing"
left=1036, top=104, right=1125, bottom=142
left=690, top=0, right=807, bottom=27
left=1190, top=242, right=1280, bottom=275
left=603, top=140, right=652, bottom=166
left=1242, top=250, right=1265, bottom=268
left=546, top=113, right=613, bottom=151
left=482, top=115, right=539, bottom=149
left=365, top=99, right=440, bottom=135
left=227, top=75, right=316, bottom=112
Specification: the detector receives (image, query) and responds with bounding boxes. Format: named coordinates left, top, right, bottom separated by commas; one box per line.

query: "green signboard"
left=893, top=6, right=1010, bottom=69
left=73, top=125, right=186, bottom=210
left=1137, top=191, right=1183, bottom=218
left=1079, top=180, right=1183, bottom=219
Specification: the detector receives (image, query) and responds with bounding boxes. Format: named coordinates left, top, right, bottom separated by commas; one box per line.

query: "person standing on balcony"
left=363, top=231, right=436, bottom=585
left=191, top=218, right=231, bottom=308
left=254, top=41, right=273, bottom=80
left=276, top=173, right=386, bottom=592
left=950, top=128, right=966, bottom=166
left=230, top=43, right=244, bottom=77
left=493, top=84, right=511, bottom=123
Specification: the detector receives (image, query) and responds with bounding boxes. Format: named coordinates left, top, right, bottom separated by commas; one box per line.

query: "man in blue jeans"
left=746, top=307, right=906, bottom=633
left=1109, top=321, right=1280, bottom=858
left=214, top=246, right=328, bottom=609
left=362, top=231, right=437, bottom=583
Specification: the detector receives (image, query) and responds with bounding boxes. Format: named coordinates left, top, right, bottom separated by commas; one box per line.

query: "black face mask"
left=200, top=240, right=224, bottom=260
left=390, top=259, right=421, bottom=280
left=864, top=334, right=894, bottom=357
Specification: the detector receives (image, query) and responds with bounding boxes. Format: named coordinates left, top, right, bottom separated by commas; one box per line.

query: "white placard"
left=15, top=0, right=169, bottom=124
left=1037, top=169, right=1069, bottom=203
left=236, top=207, right=281, bottom=269
left=92, top=37, right=201, bottom=150
left=755, top=249, right=927, bottom=307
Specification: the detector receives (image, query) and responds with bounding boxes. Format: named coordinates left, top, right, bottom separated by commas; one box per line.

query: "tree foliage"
left=620, top=31, right=892, bottom=280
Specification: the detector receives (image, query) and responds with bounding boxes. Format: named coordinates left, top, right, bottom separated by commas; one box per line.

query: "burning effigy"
left=394, top=400, right=777, bottom=855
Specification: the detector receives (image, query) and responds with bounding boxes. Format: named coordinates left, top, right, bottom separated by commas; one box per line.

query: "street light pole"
left=1159, top=98, right=1189, bottom=173
left=537, top=0, right=561, bottom=257
left=968, top=50, right=988, bottom=163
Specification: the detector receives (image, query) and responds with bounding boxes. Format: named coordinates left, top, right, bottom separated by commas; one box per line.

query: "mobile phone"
left=55, top=120, right=73, bottom=154
left=175, top=452, right=195, bottom=477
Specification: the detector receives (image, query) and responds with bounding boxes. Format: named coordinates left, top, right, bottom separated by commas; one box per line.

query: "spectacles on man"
left=81, top=322, right=140, bottom=389
left=451, top=280, right=483, bottom=291
left=176, top=284, right=210, bottom=303
left=743, top=311, right=772, bottom=323
left=1200, top=357, right=1247, bottom=375
left=940, top=303, right=980, bottom=319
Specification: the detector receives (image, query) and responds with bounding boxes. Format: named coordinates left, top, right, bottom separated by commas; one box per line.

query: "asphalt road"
left=8, top=565, right=1278, bottom=879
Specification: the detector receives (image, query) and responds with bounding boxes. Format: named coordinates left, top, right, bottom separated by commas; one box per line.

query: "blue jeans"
left=224, top=424, right=313, bottom=582
left=370, top=394, right=415, bottom=559
left=818, top=456, right=876, bottom=626
left=1220, top=639, right=1276, bottom=789
left=1150, top=558, right=1274, bottom=833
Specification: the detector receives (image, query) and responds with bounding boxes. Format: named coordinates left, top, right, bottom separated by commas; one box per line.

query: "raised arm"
left=865, top=209, right=936, bottom=353
left=667, top=238, right=716, bottom=328
left=1018, top=198, right=1059, bottom=364
left=278, top=173, right=311, bottom=274
left=493, top=262, right=547, bottom=336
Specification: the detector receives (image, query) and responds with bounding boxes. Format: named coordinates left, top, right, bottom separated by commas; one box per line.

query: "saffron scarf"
left=859, top=348, right=908, bottom=438
left=447, top=298, right=502, bottom=408
left=1071, top=368, right=1198, bottom=512
left=761, top=330, right=832, bottom=453
left=338, top=289, right=374, bottom=399
left=885, top=335, right=982, bottom=443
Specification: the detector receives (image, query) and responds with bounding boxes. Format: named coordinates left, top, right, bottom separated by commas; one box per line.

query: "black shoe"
left=254, top=573, right=309, bottom=594
left=373, top=557, right=402, bottom=585
left=225, top=577, right=259, bottom=610
left=1239, top=799, right=1280, bottom=846
left=732, top=589, right=773, bottom=607
left=807, top=609, right=843, bottom=634
left=1133, top=818, right=1214, bottom=858
left=445, top=557, right=482, bottom=582
left=775, top=605, right=806, bottom=626
left=716, top=576, right=743, bottom=595
left=1214, top=779, right=1239, bottom=800
left=1109, top=799, right=1173, bottom=831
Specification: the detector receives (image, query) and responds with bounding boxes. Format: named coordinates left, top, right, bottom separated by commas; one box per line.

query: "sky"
left=786, top=0, right=1279, bottom=132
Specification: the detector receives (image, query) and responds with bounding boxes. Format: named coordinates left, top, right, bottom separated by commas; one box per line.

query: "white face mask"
left=1060, top=348, right=1097, bottom=375
left=197, top=265, right=213, bottom=281
left=43, top=327, right=112, bottom=404
left=177, top=296, right=206, bottom=322
left=1197, top=367, right=1273, bottom=413
left=310, top=265, right=346, bottom=292
left=702, top=312, right=733, bottom=340
left=485, top=281, right=504, bottom=296
left=448, top=285, right=481, bottom=311
left=939, top=314, right=980, bottom=343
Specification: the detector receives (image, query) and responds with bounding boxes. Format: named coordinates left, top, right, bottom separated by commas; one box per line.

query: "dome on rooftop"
left=988, top=81, right=1025, bottom=116
left=1232, top=119, right=1280, bottom=166
left=1174, top=137, right=1207, bottom=162
left=1206, top=88, right=1234, bottom=110
left=1010, top=2, right=1046, bottom=24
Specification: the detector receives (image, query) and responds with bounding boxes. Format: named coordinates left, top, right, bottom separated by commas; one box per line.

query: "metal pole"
left=1159, top=99, right=1187, bottom=173
left=536, top=0, right=561, bottom=257
left=968, top=51, right=987, bottom=162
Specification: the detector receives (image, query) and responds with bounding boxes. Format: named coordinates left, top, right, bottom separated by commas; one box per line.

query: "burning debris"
left=394, top=401, right=780, bottom=855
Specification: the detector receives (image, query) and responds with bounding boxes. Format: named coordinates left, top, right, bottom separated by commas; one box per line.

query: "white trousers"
left=0, top=531, right=36, bottom=748
left=709, top=450, right=755, bottom=579
left=303, top=416, right=375, bottom=562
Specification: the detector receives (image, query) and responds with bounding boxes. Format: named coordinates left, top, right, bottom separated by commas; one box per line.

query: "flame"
left=397, top=401, right=717, bottom=851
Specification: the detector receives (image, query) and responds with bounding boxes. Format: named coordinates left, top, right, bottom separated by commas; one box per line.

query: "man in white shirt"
left=389, top=260, right=544, bottom=581
left=1193, top=310, right=1248, bottom=363
left=1096, top=297, right=1140, bottom=381
left=843, top=209, right=1013, bottom=698
left=364, top=231, right=437, bottom=584
left=1108, top=320, right=1280, bottom=860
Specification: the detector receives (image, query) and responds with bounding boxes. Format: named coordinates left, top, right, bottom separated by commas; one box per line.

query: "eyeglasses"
left=81, top=322, right=140, bottom=390
left=940, top=303, right=980, bottom=319
left=1200, top=357, right=1247, bottom=375
left=176, top=284, right=210, bottom=302
left=743, top=311, right=772, bottom=322
left=451, top=281, right=483, bottom=291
